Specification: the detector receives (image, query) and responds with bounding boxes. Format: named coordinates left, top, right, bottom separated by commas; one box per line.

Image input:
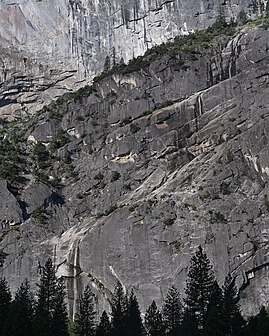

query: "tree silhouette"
left=181, top=310, right=199, bottom=336
left=162, top=286, right=183, bottom=336
left=0, top=277, right=11, bottom=336
left=96, top=311, right=111, bottom=336
left=51, top=278, right=68, bottom=336
left=244, top=306, right=269, bottom=336
left=110, top=282, right=127, bottom=336
left=33, top=258, right=68, bottom=336
left=144, top=300, right=165, bottom=336
left=73, top=285, right=96, bottom=336
left=204, top=281, right=224, bottom=336
left=126, top=290, right=144, bottom=336
left=185, top=246, right=215, bottom=334
left=222, top=274, right=244, bottom=336
left=4, top=279, right=34, bottom=336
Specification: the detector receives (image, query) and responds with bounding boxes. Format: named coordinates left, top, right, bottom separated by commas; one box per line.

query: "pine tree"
left=184, top=245, right=215, bottom=334
left=73, top=284, right=96, bottom=336
left=162, top=286, right=183, bottom=336
left=244, top=306, right=269, bottom=336
left=144, top=300, right=165, bottom=336
left=96, top=311, right=111, bottom=336
left=211, top=7, right=227, bottom=32
left=237, top=9, right=248, bottom=24
left=4, top=279, right=34, bottom=336
left=51, top=278, right=69, bottom=336
left=244, top=315, right=256, bottom=336
left=34, top=259, right=57, bottom=336
left=181, top=310, right=199, bottom=336
left=33, top=258, right=68, bottom=336
left=0, top=277, right=11, bottom=336
left=222, top=274, right=244, bottom=336
left=255, top=306, right=269, bottom=336
left=110, top=282, right=127, bottom=336
left=126, top=290, right=144, bottom=336
left=204, top=281, right=224, bottom=336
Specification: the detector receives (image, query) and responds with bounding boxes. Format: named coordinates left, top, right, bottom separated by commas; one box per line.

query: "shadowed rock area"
left=0, top=19, right=268, bottom=318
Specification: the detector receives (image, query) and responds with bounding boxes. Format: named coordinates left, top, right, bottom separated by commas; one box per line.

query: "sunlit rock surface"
left=0, top=0, right=264, bottom=118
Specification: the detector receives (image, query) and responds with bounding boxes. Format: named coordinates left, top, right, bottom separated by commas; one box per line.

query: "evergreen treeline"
left=0, top=247, right=268, bottom=336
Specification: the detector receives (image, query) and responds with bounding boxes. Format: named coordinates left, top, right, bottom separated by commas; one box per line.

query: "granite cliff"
left=0, top=0, right=267, bottom=119
left=0, top=14, right=268, bottom=318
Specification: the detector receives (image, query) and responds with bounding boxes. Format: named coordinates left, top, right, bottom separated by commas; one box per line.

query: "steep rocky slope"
left=0, top=21, right=269, bottom=318
left=0, top=0, right=266, bottom=118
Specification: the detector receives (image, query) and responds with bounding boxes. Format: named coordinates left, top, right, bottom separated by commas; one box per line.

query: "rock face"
left=0, top=0, right=266, bottom=118
left=0, top=22, right=269, bottom=318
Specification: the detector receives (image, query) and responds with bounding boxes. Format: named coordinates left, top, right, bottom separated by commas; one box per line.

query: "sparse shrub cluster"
left=210, top=210, right=227, bottom=223
left=156, top=100, right=174, bottom=109
left=49, top=129, right=69, bottom=154
left=31, top=207, right=47, bottom=222
left=97, top=204, right=118, bottom=217
left=48, top=109, right=63, bottom=120
left=0, top=138, right=21, bottom=181
left=220, top=182, right=231, bottom=195
left=110, top=171, right=121, bottom=182
left=130, top=122, right=141, bottom=134
left=163, top=217, right=175, bottom=226
left=94, top=172, right=104, bottom=180
left=32, top=141, right=50, bottom=168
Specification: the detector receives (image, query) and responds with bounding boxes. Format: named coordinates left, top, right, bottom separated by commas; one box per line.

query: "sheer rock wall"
left=0, top=0, right=266, bottom=118
left=0, top=25, right=268, bottom=317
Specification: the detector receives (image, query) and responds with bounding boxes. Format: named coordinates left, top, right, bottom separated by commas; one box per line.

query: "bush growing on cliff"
left=49, top=130, right=69, bottom=154
left=32, top=141, right=50, bottom=168
left=111, top=171, right=121, bottom=182
left=72, top=85, right=97, bottom=102
left=31, top=207, right=47, bottom=222
left=48, top=109, right=63, bottom=121
left=130, top=123, right=141, bottom=134
left=0, top=138, right=20, bottom=181
left=237, top=10, right=248, bottom=24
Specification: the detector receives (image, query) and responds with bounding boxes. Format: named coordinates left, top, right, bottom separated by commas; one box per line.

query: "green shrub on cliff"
left=0, top=138, right=20, bottom=181
left=32, top=141, right=50, bottom=169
